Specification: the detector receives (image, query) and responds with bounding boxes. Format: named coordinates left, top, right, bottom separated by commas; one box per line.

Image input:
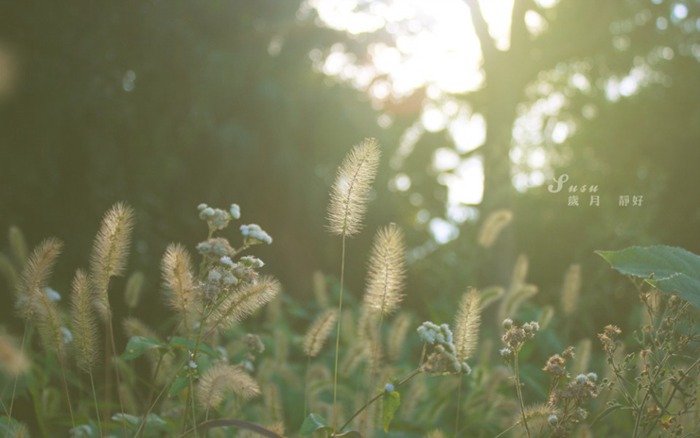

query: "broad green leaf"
left=299, top=413, right=332, bottom=436
left=122, top=336, right=163, bottom=361
left=382, top=390, right=401, bottom=433
left=169, top=336, right=219, bottom=358
left=597, top=245, right=700, bottom=308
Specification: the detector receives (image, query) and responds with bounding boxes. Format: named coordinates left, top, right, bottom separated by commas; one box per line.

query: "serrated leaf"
left=122, top=336, right=163, bottom=361
left=299, top=413, right=332, bottom=436
left=169, top=336, right=219, bottom=358
left=382, top=390, right=401, bottom=433
left=597, top=245, right=700, bottom=308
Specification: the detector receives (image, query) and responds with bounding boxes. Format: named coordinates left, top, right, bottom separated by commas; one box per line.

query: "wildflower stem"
left=107, top=315, right=128, bottom=434
left=89, top=371, right=104, bottom=438
left=513, top=351, right=531, bottom=438
left=332, top=234, right=346, bottom=431
left=59, top=361, right=76, bottom=429
left=339, top=367, right=422, bottom=433
left=454, top=377, right=463, bottom=438
left=7, top=325, right=28, bottom=420
left=303, top=355, right=311, bottom=420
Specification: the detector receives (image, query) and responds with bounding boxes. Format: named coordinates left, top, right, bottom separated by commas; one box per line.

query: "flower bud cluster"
left=198, top=203, right=235, bottom=232
left=500, top=319, right=540, bottom=358
left=195, top=203, right=269, bottom=301
left=240, top=224, right=272, bottom=245
left=417, top=321, right=471, bottom=375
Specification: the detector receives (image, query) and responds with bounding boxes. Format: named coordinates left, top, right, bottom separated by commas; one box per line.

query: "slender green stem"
left=332, top=235, right=347, bottom=430
left=303, top=355, right=311, bottom=420
left=59, top=362, right=76, bottom=429
left=107, top=314, right=128, bottom=434
left=89, top=371, right=104, bottom=438
left=7, top=326, right=28, bottom=420
left=513, top=351, right=531, bottom=438
left=339, top=367, right=422, bottom=433
left=454, top=377, right=463, bottom=438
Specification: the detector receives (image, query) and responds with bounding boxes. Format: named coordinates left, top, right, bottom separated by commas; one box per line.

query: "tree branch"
left=465, top=0, right=497, bottom=62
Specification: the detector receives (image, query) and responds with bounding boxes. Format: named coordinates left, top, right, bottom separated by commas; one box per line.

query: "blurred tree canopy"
left=1, top=0, right=699, bottom=335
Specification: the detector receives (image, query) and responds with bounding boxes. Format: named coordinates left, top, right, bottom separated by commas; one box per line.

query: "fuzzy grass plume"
left=90, top=202, right=134, bottom=320
left=70, top=269, right=99, bottom=372
left=327, top=138, right=380, bottom=237
left=16, top=237, right=63, bottom=320
left=196, top=363, right=261, bottom=410
left=363, top=224, right=406, bottom=316
left=211, top=276, right=281, bottom=329
left=477, top=209, right=513, bottom=248
left=304, top=309, right=338, bottom=357
left=454, top=288, right=481, bottom=361
left=161, top=243, right=197, bottom=319
left=0, top=333, right=30, bottom=376
left=560, top=264, right=581, bottom=317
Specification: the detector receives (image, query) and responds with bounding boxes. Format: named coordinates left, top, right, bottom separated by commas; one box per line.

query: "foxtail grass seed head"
left=196, top=363, right=260, bottom=410
left=304, top=309, right=338, bottom=357
left=477, top=209, right=513, bottom=248
left=454, top=288, right=481, bottom=361
left=213, top=276, right=281, bottom=329
left=70, top=269, right=99, bottom=372
left=124, top=271, right=145, bottom=309
left=363, top=224, right=406, bottom=316
left=312, top=270, right=329, bottom=309
left=0, top=333, right=30, bottom=376
left=16, top=238, right=63, bottom=320
left=90, top=202, right=134, bottom=320
left=162, top=243, right=197, bottom=317
left=561, top=264, right=582, bottom=317
left=327, top=138, right=380, bottom=237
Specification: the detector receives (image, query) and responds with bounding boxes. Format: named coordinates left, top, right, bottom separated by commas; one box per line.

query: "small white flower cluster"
left=197, top=237, right=234, bottom=258
left=417, top=321, right=471, bottom=375
left=240, top=224, right=272, bottom=245
left=501, top=318, right=540, bottom=359
left=198, top=203, right=237, bottom=231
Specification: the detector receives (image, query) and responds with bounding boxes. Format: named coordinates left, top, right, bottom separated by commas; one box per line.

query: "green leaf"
left=597, top=245, right=700, bottom=308
left=121, top=336, right=163, bottom=361
left=169, top=374, right=190, bottom=397
left=0, top=416, right=28, bottom=436
left=299, top=413, right=332, bottom=436
left=112, top=413, right=168, bottom=433
left=169, top=336, right=219, bottom=358
left=382, top=390, right=401, bottom=433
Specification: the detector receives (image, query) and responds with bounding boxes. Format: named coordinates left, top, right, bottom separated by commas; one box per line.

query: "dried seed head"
left=196, top=363, right=260, bottom=410
left=454, top=288, right=481, bottom=361
left=0, top=333, right=30, bottom=376
left=162, top=243, right=197, bottom=318
left=477, top=209, right=513, bottom=248
left=303, top=309, right=338, bottom=357
left=90, top=202, right=134, bottom=320
left=212, top=276, right=281, bottom=329
left=70, top=269, right=99, bottom=372
left=363, top=224, right=406, bottom=316
left=327, top=138, right=380, bottom=237
left=16, top=238, right=63, bottom=320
